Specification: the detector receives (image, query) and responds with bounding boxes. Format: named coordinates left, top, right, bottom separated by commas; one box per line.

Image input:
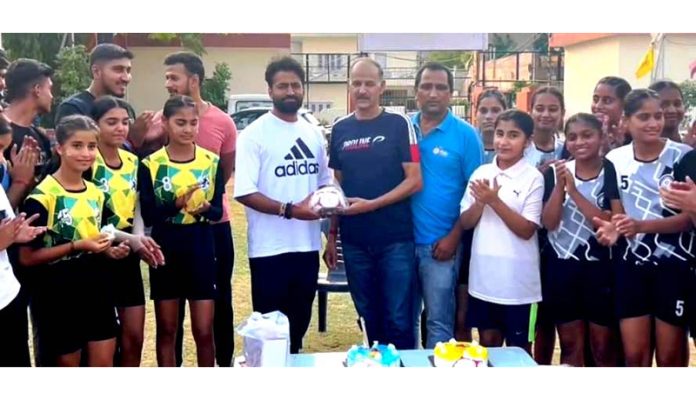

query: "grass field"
left=131, top=184, right=696, bottom=366
left=139, top=187, right=363, bottom=366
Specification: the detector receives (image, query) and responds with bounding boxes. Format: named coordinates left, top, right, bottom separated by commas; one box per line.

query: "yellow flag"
left=635, top=44, right=655, bottom=79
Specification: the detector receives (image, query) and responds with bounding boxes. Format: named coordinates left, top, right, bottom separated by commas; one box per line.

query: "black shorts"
left=109, top=252, right=145, bottom=308
left=32, top=255, right=118, bottom=359
left=150, top=223, right=217, bottom=301
left=615, top=254, right=691, bottom=328
left=466, top=295, right=537, bottom=348
left=545, top=257, right=616, bottom=326
left=457, top=229, right=474, bottom=285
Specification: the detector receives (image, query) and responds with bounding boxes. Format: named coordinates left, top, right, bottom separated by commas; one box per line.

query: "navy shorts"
left=466, top=295, right=537, bottom=348
left=615, top=253, right=692, bottom=328
left=150, top=223, right=217, bottom=301
left=545, top=257, right=616, bottom=326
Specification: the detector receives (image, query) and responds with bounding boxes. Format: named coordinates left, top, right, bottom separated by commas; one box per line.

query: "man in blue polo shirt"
left=325, top=57, right=422, bottom=350
left=411, top=62, right=483, bottom=348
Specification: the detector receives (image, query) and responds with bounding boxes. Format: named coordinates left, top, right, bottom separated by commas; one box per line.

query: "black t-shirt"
left=674, top=149, right=696, bottom=182
left=5, top=122, right=54, bottom=180
left=54, top=90, right=136, bottom=126
left=329, top=110, right=419, bottom=246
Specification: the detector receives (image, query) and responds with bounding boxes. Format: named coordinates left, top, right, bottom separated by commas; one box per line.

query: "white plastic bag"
left=236, top=311, right=290, bottom=367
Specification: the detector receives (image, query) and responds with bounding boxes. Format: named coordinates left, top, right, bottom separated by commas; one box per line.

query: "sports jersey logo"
left=658, top=174, right=674, bottom=189
left=275, top=138, right=319, bottom=177
left=341, top=135, right=386, bottom=151
left=596, top=193, right=605, bottom=208
left=199, top=176, right=211, bottom=190
left=432, top=146, right=449, bottom=157
left=57, top=208, right=73, bottom=226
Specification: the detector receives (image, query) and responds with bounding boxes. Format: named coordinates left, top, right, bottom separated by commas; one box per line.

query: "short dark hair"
left=350, top=57, right=384, bottom=80
left=564, top=113, right=602, bottom=136
left=477, top=89, right=507, bottom=110
left=164, top=51, right=205, bottom=85
left=415, top=62, right=453, bottom=93
left=531, top=86, right=565, bottom=110
left=264, top=56, right=305, bottom=87
left=596, top=76, right=632, bottom=102
left=495, top=109, right=534, bottom=138
left=55, top=115, right=99, bottom=145
left=0, top=49, right=9, bottom=70
left=89, top=43, right=133, bottom=67
left=163, top=95, right=196, bottom=118
left=624, top=89, right=661, bottom=117
left=649, top=79, right=683, bottom=98
left=4, top=58, right=54, bottom=103
left=91, top=95, right=133, bottom=122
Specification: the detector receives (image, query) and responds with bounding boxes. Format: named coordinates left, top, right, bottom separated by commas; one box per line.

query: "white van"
left=227, top=94, right=273, bottom=114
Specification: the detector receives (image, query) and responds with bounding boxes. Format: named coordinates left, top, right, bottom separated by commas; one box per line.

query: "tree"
left=2, top=33, right=65, bottom=66
left=490, top=34, right=515, bottom=59
left=201, top=62, right=232, bottom=110
left=425, top=51, right=474, bottom=70
left=54, top=45, right=91, bottom=101
left=148, top=33, right=206, bottom=56
left=533, top=34, right=550, bottom=53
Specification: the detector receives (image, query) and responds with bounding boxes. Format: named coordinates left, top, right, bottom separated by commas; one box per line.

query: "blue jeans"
left=415, top=244, right=461, bottom=348
left=342, top=241, right=417, bottom=350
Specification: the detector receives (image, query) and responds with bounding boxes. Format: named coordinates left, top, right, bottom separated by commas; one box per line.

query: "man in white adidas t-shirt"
left=0, top=185, right=46, bottom=366
left=234, top=56, right=331, bottom=354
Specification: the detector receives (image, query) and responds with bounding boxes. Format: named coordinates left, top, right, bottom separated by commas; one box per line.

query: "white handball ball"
left=309, top=186, right=346, bottom=214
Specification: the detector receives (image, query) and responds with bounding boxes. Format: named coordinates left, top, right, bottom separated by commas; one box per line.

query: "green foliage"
left=425, top=51, right=474, bottom=70
left=533, top=34, right=549, bottom=53
left=148, top=33, right=206, bottom=55
left=54, top=45, right=91, bottom=100
left=2, top=33, right=64, bottom=67
left=201, top=62, right=232, bottom=110
left=490, top=34, right=515, bottom=59
left=680, top=80, right=696, bottom=110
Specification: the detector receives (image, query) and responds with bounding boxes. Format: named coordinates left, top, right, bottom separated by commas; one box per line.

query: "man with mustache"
left=54, top=43, right=154, bottom=152
left=135, top=51, right=238, bottom=367
left=234, top=56, right=331, bottom=354
left=324, top=57, right=423, bottom=350
left=410, top=62, right=483, bottom=348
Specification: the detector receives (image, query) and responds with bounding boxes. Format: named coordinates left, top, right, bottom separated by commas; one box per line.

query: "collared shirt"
left=411, top=111, right=483, bottom=245
left=460, top=156, right=544, bottom=305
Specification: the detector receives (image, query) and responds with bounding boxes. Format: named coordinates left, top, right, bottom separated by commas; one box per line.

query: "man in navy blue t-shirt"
left=325, top=58, right=422, bottom=350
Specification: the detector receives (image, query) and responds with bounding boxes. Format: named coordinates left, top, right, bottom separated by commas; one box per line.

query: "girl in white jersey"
left=598, top=89, right=694, bottom=367
left=542, top=113, right=623, bottom=366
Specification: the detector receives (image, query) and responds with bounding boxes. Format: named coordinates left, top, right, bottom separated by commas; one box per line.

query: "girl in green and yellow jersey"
left=139, top=95, right=224, bottom=367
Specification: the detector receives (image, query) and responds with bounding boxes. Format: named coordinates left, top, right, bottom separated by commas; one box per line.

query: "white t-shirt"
left=460, top=156, right=544, bottom=305
left=0, top=186, right=20, bottom=311
left=234, top=112, right=332, bottom=258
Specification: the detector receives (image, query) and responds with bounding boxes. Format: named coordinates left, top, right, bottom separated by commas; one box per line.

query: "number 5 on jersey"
left=620, top=175, right=629, bottom=190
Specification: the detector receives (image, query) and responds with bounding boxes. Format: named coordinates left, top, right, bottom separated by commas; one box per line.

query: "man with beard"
left=54, top=43, right=153, bottom=151
left=234, top=56, right=331, bottom=354
left=135, top=51, right=238, bottom=367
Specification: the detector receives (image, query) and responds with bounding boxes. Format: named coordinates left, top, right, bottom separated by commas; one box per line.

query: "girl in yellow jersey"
left=18, top=115, right=118, bottom=367
left=139, top=96, right=224, bottom=367
left=89, top=96, right=160, bottom=367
